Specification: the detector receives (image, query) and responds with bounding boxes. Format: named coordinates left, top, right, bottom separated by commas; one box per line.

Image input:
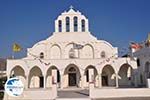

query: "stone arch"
left=101, top=65, right=116, bottom=86
left=65, top=43, right=79, bottom=58
left=50, top=44, right=61, bottom=59
left=46, top=66, right=60, bottom=88
left=118, top=64, right=133, bottom=87
left=63, top=64, right=81, bottom=87
left=84, top=65, right=98, bottom=87
left=10, top=66, right=26, bottom=85
left=81, top=44, right=94, bottom=58
left=29, top=66, right=43, bottom=88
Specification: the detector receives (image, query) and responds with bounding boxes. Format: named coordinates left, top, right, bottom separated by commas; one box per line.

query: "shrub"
left=0, top=92, right=4, bottom=99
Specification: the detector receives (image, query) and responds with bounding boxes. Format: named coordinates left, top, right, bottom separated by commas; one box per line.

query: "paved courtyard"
left=58, top=89, right=89, bottom=98
left=57, top=88, right=150, bottom=100
left=94, top=97, right=150, bottom=100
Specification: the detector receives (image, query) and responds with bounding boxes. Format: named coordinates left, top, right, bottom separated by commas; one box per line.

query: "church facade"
left=7, top=7, right=137, bottom=89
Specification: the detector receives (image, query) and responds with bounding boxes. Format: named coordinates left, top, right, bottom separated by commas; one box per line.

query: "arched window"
left=66, top=17, right=70, bottom=32
left=40, top=52, right=44, bottom=59
left=58, top=20, right=62, bottom=32
left=74, top=17, right=78, bottom=32
left=101, top=51, right=106, bottom=58
left=81, top=19, right=85, bottom=32
left=69, top=48, right=75, bottom=58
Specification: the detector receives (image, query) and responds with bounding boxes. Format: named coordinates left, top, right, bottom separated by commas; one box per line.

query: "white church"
left=7, top=7, right=138, bottom=90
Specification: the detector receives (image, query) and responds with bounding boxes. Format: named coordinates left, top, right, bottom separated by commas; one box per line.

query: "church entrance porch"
left=101, top=65, right=116, bottom=87
left=63, top=64, right=81, bottom=88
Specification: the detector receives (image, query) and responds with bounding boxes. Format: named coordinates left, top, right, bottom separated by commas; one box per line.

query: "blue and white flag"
left=73, top=43, right=84, bottom=49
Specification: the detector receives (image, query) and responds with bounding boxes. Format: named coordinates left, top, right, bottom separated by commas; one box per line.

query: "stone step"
left=56, top=98, right=91, bottom=100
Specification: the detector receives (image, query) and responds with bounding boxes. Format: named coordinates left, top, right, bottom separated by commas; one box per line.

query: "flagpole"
left=12, top=43, right=15, bottom=59
left=12, top=50, right=14, bottom=59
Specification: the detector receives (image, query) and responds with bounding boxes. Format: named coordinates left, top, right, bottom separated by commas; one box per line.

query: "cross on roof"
left=70, top=5, right=73, bottom=9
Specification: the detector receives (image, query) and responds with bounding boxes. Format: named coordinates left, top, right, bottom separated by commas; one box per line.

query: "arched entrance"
left=29, top=66, right=43, bottom=88
left=118, top=64, right=133, bottom=87
left=68, top=67, right=77, bottom=86
left=64, top=64, right=81, bottom=87
left=101, top=65, right=116, bottom=87
left=84, top=65, right=98, bottom=87
left=46, top=66, right=60, bottom=88
left=10, top=66, right=26, bottom=85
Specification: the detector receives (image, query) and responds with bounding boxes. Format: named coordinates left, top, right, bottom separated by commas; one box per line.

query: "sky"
left=0, top=0, right=150, bottom=58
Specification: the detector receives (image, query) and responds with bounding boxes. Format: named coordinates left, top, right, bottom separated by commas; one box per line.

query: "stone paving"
left=58, top=89, right=89, bottom=98
left=94, top=97, right=150, bottom=100
left=57, top=88, right=150, bottom=100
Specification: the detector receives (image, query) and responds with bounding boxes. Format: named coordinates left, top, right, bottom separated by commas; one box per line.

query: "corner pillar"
left=25, top=74, right=29, bottom=89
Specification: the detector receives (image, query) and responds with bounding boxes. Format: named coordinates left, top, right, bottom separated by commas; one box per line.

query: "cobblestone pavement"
left=94, top=97, right=150, bottom=100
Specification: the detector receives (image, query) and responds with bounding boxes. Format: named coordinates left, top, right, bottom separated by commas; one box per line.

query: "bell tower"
left=55, top=6, right=89, bottom=33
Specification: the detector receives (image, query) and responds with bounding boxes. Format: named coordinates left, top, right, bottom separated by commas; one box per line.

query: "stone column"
left=89, top=69, right=94, bottom=87
left=55, top=20, right=58, bottom=32
left=44, top=74, right=46, bottom=88
left=7, top=73, right=10, bottom=80
left=115, top=73, right=119, bottom=88
left=70, top=17, right=73, bottom=32
left=98, top=73, right=102, bottom=88
left=52, top=81, right=57, bottom=98
left=134, top=72, right=138, bottom=87
left=85, top=19, right=89, bottom=32
left=25, top=74, right=29, bottom=89
left=78, top=18, right=81, bottom=32
left=81, top=74, right=84, bottom=89
left=52, top=69, right=58, bottom=98
left=62, top=18, right=66, bottom=32
left=52, top=69, right=57, bottom=84
left=89, top=68, right=95, bottom=98
left=147, top=79, right=150, bottom=88
left=60, top=73, right=64, bottom=89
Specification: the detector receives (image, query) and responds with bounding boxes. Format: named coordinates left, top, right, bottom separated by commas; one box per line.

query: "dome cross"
left=70, top=5, right=73, bottom=9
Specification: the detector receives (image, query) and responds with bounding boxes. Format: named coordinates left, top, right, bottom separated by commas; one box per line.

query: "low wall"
left=4, top=88, right=57, bottom=100
left=90, top=88, right=150, bottom=99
